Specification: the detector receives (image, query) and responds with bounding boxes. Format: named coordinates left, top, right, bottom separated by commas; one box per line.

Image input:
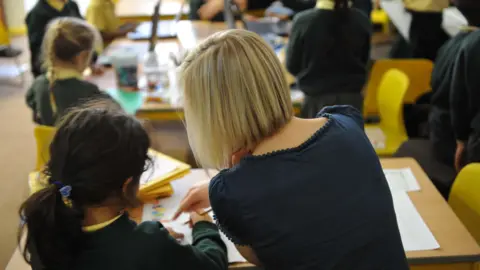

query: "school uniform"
left=29, top=214, right=228, bottom=270
left=86, top=0, right=120, bottom=44
left=286, top=0, right=371, bottom=117
left=404, top=0, right=450, bottom=61
left=25, top=68, right=110, bottom=126
left=25, top=0, right=83, bottom=77
left=429, top=30, right=474, bottom=166
left=451, top=29, right=480, bottom=166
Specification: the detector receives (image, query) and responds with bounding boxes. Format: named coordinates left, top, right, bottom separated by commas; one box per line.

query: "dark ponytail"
left=19, top=183, right=84, bottom=269
left=18, top=100, right=151, bottom=269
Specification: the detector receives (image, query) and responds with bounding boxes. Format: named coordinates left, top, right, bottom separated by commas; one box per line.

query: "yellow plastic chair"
left=365, top=69, right=409, bottom=156
left=364, top=59, right=433, bottom=118
left=371, top=9, right=390, bottom=34
left=34, top=125, right=56, bottom=171
left=449, top=163, right=480, bottom=244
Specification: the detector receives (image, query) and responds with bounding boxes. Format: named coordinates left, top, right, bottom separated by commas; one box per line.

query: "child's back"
left=26, top=0, right=83, bottom=77
left=25, top=18, right=108, bottom=126
left=26, top=73, right=105, bottom=126
left=429, top=30, right=474, bottom=165
left=20, top=103, right=228, bottom=270
left=286, top=0, right=371, bottom=116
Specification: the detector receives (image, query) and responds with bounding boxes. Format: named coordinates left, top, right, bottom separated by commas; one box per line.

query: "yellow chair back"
left=449, top=163, right=480, bottom=244
left=364, top=59, right=433, bottom=117
left=377, top=69, right=409, bottom=136
left=34, top=125, right=56, bottom=171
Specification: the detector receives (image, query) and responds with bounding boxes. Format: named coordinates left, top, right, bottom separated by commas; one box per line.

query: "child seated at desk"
left=286, top=0, right=371, bottom=117
left=86, top=0, right=137, bottom=46
left=25, top=18, right=110, bottom=126
left=451, top=29, right=480, bottom=171
left=18, top=102, right=228, bottom=270
left=26, top=0, right=101, bottom=77
left=394, top=1, right=480, bottom=199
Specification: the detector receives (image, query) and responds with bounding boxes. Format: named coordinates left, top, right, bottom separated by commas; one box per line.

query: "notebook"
left=138, top=150, right=191, bottom=201
left=127, top=0, right=181, bottom=40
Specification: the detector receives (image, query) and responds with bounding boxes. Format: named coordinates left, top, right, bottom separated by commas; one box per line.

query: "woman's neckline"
left=244, top=114, right=334, bottom=160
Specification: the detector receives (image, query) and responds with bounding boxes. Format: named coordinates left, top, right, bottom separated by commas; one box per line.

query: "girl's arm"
left=236, top=245, right=262, bottom=266
left=140, top=221, right=228, bottom=270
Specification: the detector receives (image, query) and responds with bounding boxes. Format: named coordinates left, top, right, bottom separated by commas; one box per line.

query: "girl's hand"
left=198, top=0, right=224, bottom=20
left=190, top=212, right=213, bottom=226
left=455, top=141, right=465, bottom=172
left=173, top=181, right=210, bottom=220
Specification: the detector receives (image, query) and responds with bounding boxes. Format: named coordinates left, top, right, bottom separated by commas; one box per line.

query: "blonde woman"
left=174, top=29, right=408, bottom=269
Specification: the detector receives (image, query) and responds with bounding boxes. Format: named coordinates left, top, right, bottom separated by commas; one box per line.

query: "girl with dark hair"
left=286, top=0, right=371, bottom=117
left=18, top=103, right=228, bottom=270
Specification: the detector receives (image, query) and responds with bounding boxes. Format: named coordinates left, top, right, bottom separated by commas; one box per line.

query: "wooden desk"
left=383, top=158, right=480, bottom=270
left=6, top=158, right=480, bottom=270
left=94, top=21, right=302, bottom=121
left=134, top=158, right=480, bottom=269
left=176, top=20, right=297, bottom=85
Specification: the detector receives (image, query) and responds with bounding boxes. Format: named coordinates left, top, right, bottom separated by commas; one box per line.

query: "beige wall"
left=4, top=0, right=26, bottom=29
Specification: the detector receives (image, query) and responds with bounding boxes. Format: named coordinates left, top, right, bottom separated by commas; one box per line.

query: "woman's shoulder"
left=316, top=105, right=364, bottom=129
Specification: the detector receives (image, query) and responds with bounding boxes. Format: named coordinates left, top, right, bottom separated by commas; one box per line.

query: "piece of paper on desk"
left=392, top=192, right=440, bottom=252
left=142, top=170, right=246, bottom=263
left=365, top=127, right=386, bottom=149
left=140, top=154, right=178, bottom=186
left=383, top=168, right=420, bottom=192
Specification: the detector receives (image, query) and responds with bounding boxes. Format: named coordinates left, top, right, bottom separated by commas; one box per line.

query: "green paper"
left=105, top=88, right=145, bottom=115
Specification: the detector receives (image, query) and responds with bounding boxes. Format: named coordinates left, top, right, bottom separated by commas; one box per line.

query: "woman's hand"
left=173, top=180, right=211, bottom=220
left=455, top=141, right=466, bottom=171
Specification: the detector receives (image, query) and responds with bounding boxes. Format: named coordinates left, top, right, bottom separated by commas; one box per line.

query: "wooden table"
left=92, top=21, right=302, bottom=121
left=130, top=158, right=480, bottom=269
left=6, top=158, right=480, bottom=269
left=383, top=158, right=480, bottom=270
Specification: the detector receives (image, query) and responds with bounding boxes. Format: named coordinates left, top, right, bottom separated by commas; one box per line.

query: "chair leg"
left=13, top=55, right=25, bottom=87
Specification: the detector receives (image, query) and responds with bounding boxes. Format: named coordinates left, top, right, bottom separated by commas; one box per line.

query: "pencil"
left=182, top=208, right=213, bottom=225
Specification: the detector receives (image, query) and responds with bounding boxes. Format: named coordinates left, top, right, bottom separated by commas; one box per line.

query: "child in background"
left=18, top=103, right=228, bottom=270
left=25, top=18, right=108, bottom=126
left=86, top=0, right=137, bottom=46
left=429, top=1, right=480, bottom=168
left=26, top=0, right=83, bottom=77
left=286, top=0, right=371, bottom=117
left=451, top=28, right=480, bottom=171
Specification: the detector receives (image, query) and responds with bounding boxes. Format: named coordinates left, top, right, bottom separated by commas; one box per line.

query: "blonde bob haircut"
left=179, top=29, right=294, bottom=169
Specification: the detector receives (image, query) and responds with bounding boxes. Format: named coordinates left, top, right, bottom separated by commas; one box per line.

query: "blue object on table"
left=105, top=88, right=145, bottom=115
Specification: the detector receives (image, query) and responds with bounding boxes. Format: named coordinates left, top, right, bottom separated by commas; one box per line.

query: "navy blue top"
left=209, top=106, right=408, bottom=270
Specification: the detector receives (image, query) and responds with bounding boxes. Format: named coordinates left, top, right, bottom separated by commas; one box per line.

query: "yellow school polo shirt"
left=47, top=0, right=67, bottom=11
left=86, top=0, right=120, bottom=33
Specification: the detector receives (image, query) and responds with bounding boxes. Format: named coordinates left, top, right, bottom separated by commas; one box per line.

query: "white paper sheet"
left=381, top=0, right=412, bottom=40
left=142, top=170, right=247, bottom=263
left=383, top=168, right=420, bottom=192
left=392, top=192, right=440, bottom=252
left=365, top=127, right=386, bottom=150
left=140, top=154, right=178, bottom=186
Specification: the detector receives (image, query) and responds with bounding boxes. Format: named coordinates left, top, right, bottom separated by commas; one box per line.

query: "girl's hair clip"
left=53, top=181, right=73, bottom=208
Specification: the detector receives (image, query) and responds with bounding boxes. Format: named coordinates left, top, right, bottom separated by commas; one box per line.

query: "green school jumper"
left=25, top=70, right=109, bottom=126
left=29, top=214, right=228, bottom=270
